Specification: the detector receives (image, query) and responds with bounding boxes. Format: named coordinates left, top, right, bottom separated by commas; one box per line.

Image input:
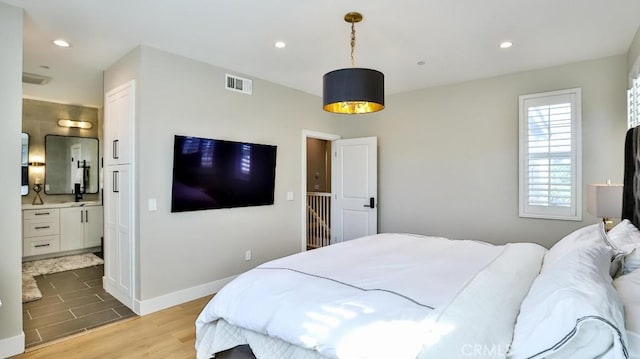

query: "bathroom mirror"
left=21, top=133, right=28, bottom=195
left=45, top=135, right=99, bottom=194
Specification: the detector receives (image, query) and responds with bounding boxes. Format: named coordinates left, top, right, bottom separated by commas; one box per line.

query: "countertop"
left=22, top=201, right=102, bottom=210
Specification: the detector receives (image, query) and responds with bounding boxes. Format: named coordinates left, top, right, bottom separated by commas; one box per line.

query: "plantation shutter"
left=519, top=88, right=582, bottom=221
left=629, top=77, right=640, bottom=129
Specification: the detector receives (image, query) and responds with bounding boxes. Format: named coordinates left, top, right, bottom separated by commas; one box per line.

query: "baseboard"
left=0, top=332, right=25, bottom=358
left=22, top=247, right=101, bottom=262
left=135, top=275, right=237, bottom=316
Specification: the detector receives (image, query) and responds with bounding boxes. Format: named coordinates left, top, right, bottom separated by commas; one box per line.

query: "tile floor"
left=22, top=264, right=136, bottom=348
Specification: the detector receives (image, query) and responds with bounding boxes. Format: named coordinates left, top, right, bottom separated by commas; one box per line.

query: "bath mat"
left=22, top=253, right=104, bottom=303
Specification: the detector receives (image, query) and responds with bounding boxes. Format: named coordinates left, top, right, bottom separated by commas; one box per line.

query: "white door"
left=104, top=165, right=134, bottom=310
left=332, top=137, right=378, bottom=243
left=84, top=206, right=103, bottom=248
left=59, top=207, right=84, bottom=251
left=104, top=80, right=136, bottom=312
left=105, top=80, right=135, bottom=165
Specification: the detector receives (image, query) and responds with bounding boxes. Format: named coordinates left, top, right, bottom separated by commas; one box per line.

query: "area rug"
left=22, top=253, right=104, bottom=303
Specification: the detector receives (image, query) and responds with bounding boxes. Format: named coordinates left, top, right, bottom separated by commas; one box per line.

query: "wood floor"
left=12, top=295, right=213, bottom=359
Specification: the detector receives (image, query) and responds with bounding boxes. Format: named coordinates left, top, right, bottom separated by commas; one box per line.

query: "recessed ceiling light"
left=499, top=41, right=513, bottom=49
left=417, top=61, right=426, bottom=66
left=53, top=39, right=70, bottom=48
left=274, top=41, right=286, bottom=49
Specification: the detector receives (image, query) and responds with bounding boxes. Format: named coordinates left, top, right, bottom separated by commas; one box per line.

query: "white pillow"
left=608, top=220, right=640, bottom=251
left=508, top=242, right=628, bottom=359
left=613, top=268, right=640, bottom=359
left=609, top=220, right=640, bottom=275
left=626, top=249, right=640, bottom=275
left=542, top=223, right=608, bottom=270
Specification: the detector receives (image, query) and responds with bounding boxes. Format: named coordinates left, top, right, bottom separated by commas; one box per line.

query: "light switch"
left=148, top=198, right=157, bottom=211
left=286, top=191, right=294, bottom=201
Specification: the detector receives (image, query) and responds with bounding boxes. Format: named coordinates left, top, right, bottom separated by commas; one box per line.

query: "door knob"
left=363, top=197, right=375, bottom=209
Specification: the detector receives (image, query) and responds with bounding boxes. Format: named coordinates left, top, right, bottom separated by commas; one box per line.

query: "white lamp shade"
left=587, top=184, right=623, bottom=218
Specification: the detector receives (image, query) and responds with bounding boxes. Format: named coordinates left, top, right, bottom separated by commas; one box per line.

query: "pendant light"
left=323, top=12, right=385, bottom=114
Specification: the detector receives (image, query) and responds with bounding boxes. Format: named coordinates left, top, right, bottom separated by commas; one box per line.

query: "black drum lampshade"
left=323, top=68, right=384, bottom=114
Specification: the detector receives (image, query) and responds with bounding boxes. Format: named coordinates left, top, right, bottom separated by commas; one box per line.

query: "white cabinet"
left=60, top=208, right=83, bottom=250
left=84, top=206, right=103, bottom=247
left=104, top=165, right=133, bottom=308
left=22, top=204, right=102, bottom=258
left=24, top=236, right=60, bottom=257
left=60, top=206, right=104, bottom=251
left=104, top=80, right=135, bottom=165
left=104, top=79, right=136, bottom=311
left=23, top=209, right=60, bottom=257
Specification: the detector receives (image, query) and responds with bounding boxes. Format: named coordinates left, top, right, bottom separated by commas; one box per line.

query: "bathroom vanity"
left=22, top=202, right=103, bottom=260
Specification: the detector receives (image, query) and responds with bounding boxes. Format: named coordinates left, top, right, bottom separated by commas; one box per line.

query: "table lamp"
left=587, top=182, right=623, bottom=231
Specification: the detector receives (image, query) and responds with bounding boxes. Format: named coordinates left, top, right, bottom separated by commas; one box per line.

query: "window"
left=519, top=88, right=582, bottom=221
left=629, top=76, right=640, bottom=129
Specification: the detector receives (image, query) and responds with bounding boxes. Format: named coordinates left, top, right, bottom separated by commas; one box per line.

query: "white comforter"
left=196, top=233, right=547, bottom=359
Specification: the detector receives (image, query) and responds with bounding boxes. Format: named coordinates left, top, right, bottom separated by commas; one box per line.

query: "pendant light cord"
left=350, top=20, right=356, bottom=68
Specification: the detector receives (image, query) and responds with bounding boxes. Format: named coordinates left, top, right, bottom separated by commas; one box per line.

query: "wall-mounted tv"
left=171, top=135, right=277, bottom=213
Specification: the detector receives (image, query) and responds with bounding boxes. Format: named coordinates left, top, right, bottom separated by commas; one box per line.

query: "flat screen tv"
left=171, top=135, right=277, bottom=212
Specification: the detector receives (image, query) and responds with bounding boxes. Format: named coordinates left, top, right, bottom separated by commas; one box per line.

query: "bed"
left=195, top=127, right=640, bottom=359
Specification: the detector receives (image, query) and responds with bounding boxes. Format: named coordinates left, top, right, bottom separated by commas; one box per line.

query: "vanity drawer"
left=24, top=219, right=60, bottom=237
left=23, top=235, right=60, bottom=256
left=23, top=209, right=60, bottom=221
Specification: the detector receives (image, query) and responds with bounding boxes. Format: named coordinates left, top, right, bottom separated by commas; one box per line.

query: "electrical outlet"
left=245, top=250, right=252, bottom=261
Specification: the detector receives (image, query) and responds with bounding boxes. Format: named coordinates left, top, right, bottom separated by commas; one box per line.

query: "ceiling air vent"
left=22, top=72, right=51, bottom=85
left=225, top=74, right=252, bottom=95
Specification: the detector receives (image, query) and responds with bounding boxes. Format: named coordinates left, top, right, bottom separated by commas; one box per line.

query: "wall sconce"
left=587, top=182, right=623, bottom=231
left=28, top=161, right=45, bottom=205
left=58, top=119, right=93, bottom=129
left=28, top=161, right=45, bottom=184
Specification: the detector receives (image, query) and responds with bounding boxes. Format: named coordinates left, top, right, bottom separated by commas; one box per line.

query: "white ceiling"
left=5, top=0, right=640, bottom=108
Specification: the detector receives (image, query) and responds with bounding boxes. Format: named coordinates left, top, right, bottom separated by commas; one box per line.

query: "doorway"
left=19, top=99, right=134, bottom=350
left=301, top=131, right=340, bottom=251
left=301, top=131, right=379, bottom=250
left=306, top=137, right=332, bottom=250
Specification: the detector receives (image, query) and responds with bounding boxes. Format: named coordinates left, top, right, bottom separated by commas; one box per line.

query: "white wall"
left=106, top=46, right=340, bottom=305
left=337, top=55, right=628, bottom=248
left=0, top=2, right=25, bottom=357
left=103, top=47, right=142, bottom=299
left=103, top=47, right=141, bottom=94
left=627, top=26, right=640, bottom=74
